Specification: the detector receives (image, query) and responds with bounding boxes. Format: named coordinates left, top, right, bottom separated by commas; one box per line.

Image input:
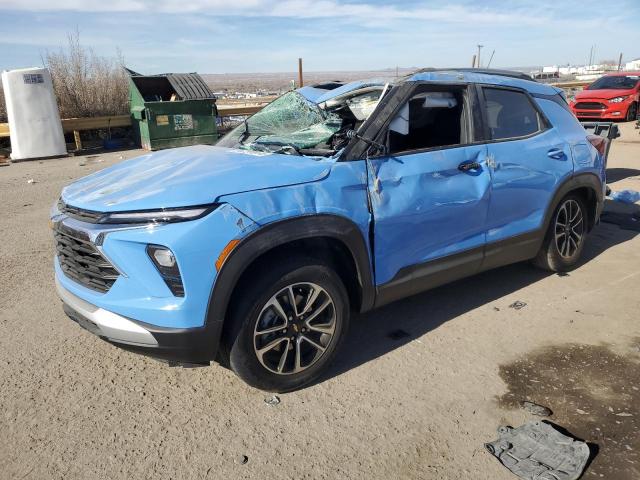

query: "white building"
left=625, top=58, right=640, bottom=71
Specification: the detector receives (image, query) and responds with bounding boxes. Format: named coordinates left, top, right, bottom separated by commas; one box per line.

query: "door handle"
left=458, top=161, right=481, bottom=172
left=547, top=148, right=564, bottom=159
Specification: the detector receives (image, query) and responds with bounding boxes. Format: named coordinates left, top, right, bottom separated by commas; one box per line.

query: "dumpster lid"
left=166, top=73, right=216, bottom=101
left=126, top=68, right=216, bottom=101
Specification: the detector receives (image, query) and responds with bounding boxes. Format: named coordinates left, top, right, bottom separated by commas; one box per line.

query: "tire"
left=533, top=194, right=588, bottom=272
left=627, top=102, right=638, bottom=122
left=226, top=257, right=350, bottom=392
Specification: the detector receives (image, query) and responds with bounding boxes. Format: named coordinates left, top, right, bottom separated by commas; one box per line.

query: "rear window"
left=483, top=88, right=541, bottom=140
left=587, top=75, right=639, bottom=90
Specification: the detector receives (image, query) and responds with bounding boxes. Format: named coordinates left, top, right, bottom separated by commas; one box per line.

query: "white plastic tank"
left=1, top=67, right=66, bottom=160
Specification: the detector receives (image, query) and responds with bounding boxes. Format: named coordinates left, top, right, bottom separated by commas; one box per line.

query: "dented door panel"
left=369, top=145, right=491, bottom=285
left=485, top=128, right=573, bottom=243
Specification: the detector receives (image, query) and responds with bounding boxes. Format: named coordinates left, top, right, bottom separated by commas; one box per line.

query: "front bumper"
left=58, top=278, right=220, bottom=364
left=572, top=101, right=632, bottom=120
left=57, top=277, right=157, bottom=345
left=51, top=200, right=258, bottom=363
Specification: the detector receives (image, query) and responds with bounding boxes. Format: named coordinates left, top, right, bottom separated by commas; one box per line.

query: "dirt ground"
left=1, top=123, right=639, bottom=480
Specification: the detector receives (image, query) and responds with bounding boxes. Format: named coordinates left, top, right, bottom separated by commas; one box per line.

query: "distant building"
left=625, top=58, right=640, bottom=71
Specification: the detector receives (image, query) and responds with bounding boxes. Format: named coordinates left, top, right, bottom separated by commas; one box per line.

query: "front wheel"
left=626, top=102, right=638, bottom=122
left=227, top=258, right=350, bottom=392
left=533, top=194, right=588, bottom=272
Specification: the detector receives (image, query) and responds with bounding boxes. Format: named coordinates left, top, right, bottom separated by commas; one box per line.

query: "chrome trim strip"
left=54, top=214, right=150, bottom=245
left=95, top=245, right=129, bottom=278
left=56, top=279, right=158, bottom=346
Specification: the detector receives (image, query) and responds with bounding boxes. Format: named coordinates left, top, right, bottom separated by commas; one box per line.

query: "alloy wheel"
left=554, top=199, right=584, bottom=259
left=253, top=282, right=336, bottom=375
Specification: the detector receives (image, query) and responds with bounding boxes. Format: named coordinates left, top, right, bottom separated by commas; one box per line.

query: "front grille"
left=58, top=200, right=104, bottom=223
left=55, top=229, right=119, bottom=293
left=574, top=102, right=605, bottom=110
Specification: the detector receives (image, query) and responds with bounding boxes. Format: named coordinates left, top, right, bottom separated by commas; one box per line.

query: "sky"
left=0, top=0, right=638, bottom=74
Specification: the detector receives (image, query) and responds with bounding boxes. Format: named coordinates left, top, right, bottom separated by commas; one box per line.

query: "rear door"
left=480, top=86, right=573, bottom=247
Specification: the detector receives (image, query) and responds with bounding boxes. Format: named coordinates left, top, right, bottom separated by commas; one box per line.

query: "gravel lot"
left=1, top=124, right=639, bottom=479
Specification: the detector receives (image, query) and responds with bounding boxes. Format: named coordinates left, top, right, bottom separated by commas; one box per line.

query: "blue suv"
left=52, top=69, right=608, bottom=391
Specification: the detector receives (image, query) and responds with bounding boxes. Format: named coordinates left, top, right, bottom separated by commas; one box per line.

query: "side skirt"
left=374, top=230, right=544, bottom=309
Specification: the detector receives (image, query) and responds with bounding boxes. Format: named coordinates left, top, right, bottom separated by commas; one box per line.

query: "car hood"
left=575, top=88, right=634, bottom=100
left=61, top=145, right=332, bottom=212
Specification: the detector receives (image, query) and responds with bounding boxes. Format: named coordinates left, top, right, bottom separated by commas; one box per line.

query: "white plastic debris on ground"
left=485, top=421, right=590, bottom=480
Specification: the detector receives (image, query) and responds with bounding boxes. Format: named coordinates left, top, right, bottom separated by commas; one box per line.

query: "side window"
left=483, top=88, right=541, bottom=140
left=387, top=88, right=468, bottom=154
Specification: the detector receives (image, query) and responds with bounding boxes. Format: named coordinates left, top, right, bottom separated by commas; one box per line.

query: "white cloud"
left=0, top=0, right=596, bottom=28
left=0, top=0, right=636, bottom=72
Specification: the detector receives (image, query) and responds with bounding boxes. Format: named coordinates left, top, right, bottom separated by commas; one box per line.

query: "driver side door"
left=367, top=84, right=492, bottom=304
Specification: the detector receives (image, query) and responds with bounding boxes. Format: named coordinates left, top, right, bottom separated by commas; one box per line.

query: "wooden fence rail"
left=0, top=104, right=266, bottom=139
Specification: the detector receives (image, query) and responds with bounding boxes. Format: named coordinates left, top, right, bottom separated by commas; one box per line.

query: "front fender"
left=204, top=214, right=376, bottom=347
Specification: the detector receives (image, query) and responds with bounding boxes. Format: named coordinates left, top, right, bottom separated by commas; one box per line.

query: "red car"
left=571, top=72, right=639, bottom=121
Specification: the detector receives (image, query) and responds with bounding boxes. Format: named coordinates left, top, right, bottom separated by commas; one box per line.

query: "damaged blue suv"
left=52, top=69, right=608, bottom=392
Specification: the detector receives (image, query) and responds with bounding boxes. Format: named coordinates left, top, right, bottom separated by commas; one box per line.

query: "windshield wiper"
left=255, top=140, right=302, bottom=156
left=248, top=141, right=302, bottom=155
left=239, top=119, right=250, bottom=145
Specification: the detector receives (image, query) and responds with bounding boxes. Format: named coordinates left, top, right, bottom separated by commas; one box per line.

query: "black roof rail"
left=410, top=68, right=536, bottom=82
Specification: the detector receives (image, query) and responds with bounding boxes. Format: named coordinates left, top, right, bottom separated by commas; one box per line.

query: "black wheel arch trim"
left=543, top=172, right=604, bottom=234
left=203, top=214, right=376, bottom=359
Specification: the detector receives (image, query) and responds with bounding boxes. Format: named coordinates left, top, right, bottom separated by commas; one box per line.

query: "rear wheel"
left=533, top=194, right=588, bottom=272
left=226, top=257, right=349, bottom=392
left=627, top=102, right=638, bottom=122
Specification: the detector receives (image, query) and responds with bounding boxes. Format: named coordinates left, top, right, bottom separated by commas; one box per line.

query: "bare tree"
left=44, top=31, right=129, bottom=118
left=0, top=84, right=6, bottom=123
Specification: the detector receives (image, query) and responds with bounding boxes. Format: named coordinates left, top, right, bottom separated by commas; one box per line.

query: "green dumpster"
left=127, top=69, right=218, bottom=151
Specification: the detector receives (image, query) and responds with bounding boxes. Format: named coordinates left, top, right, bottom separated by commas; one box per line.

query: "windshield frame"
left=587, top=75, right=640, bottom=91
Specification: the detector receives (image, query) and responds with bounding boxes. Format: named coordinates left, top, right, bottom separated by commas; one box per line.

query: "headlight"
left=101, top=204, right=218, bottom=224
left=609, top=96, right=628, bottom=103
left=58, top=199, right=218, bottom=225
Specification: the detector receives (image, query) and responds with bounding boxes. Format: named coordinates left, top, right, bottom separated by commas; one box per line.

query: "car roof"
left=601, top=71, right=640, bottom=76
left=298, top=69, right=563, bottom=104
left=406, top=68, right=561, bottom=95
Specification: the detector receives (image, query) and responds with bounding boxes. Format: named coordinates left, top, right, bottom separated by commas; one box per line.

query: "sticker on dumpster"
left=156, top=115, right=169, bottom=126
left=23, top=73, right=44, bottom=84
left=173, top=114, right=193, bottom=131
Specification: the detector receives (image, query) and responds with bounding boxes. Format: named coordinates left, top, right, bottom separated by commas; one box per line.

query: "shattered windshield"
left=217, top=86, right=388, bottom=156
left=217, top=91, right=343, bottom=154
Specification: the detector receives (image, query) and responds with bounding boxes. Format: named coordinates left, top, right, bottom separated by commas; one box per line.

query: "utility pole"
left=487, top=50, right=495, bottom=68
left=471, top=54, right=476, bottom=68
left=477, top=44, right=484, bottom=68
left=617, top=52, right=623, bottom=71
left=298, top=58, right=304, bottom=88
